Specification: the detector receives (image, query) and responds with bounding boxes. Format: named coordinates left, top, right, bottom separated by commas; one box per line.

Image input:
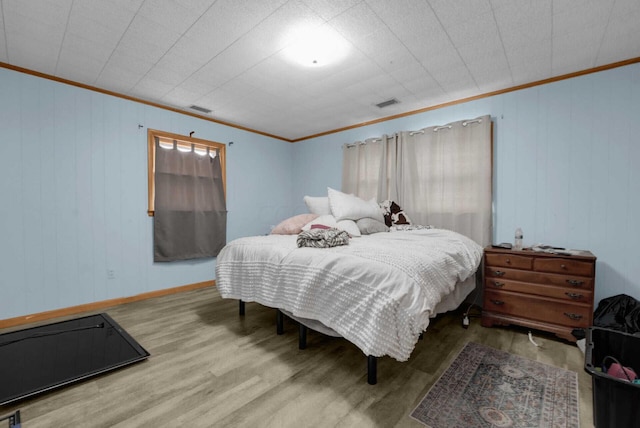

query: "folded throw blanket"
left=297, top=228, right=350, bottom=248
left=390, top=224, right=432, bottom=232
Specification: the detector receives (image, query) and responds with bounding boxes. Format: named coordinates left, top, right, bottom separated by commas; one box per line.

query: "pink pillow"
left=271, top=213, right=319, bottom=235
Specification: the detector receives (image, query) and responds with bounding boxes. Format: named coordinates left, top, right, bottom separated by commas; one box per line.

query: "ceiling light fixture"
left=282, top=24, right=349, bottom=67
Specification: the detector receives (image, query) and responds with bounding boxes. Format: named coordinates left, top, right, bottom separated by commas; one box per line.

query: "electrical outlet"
left=107, top=269, right=115, bottom=279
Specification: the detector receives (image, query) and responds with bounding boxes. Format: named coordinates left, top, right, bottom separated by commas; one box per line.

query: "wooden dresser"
left=481, top=246, right=596, bottom=342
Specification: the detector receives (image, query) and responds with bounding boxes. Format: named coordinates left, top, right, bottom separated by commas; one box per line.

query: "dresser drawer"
left=484, top=290, right=591, bottom=328
left=534, top=258, right=594, bottom=276
left=484, top=278, right=593, bottom=303
left=484, top=266, right=594, bottom=290
left=485, top=253, right=533, bottom=270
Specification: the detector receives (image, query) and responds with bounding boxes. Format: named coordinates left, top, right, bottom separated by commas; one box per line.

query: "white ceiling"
left=1, top=0, right=639, bottom=141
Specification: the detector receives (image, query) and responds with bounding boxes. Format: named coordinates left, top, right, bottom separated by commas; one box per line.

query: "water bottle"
left=514, top=227, right=523, bottom=251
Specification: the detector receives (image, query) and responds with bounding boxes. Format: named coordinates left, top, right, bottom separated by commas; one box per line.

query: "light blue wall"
left=0, top=67, right=294, bottom=320
left=292, top=63, right=640, bottom=306
left=2, top=62, right=638, bottom=319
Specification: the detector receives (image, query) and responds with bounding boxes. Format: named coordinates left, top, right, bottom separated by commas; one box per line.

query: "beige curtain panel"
left=342, top=115, right=492, bottom=246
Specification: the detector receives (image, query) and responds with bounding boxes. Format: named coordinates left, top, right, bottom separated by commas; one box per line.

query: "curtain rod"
left=344, top=138, right=380, bottom=148
left=344, top=141, right=366, bottom=148
left=409, top=117, right=484, bottom=135
left=346, top=116, right=485, bottom=146
left=462, top=118, right=482, bottom=126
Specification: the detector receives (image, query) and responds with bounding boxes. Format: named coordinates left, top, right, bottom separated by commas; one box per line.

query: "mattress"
left=215, top=228, right=483, bottom=361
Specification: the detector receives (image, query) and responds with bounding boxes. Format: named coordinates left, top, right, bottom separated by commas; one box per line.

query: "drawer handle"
left=561, top=264, right=567, bottom=269
left=493, top=270, right=505, bottom=277
left=493, top=281, right=505, bottom=288
left=564, top=312, right=583, bottom=321
left=566, top=279, right=585, bottom=287
left=490, top=299, right=505, bottom=306
left=565, top=292, right=584, bottom=300
left=505, top=258, right=511, bottom=264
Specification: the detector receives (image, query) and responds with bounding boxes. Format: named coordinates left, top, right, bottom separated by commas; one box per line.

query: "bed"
left=215, top=226, right=483, bottom=384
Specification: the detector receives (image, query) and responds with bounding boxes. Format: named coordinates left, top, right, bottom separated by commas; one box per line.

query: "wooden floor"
left=1, top=287, right=593, bottom=427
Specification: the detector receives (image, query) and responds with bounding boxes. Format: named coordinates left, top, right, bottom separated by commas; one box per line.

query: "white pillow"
left=303, top=196, right=331, bottom=215
left=327, top=187, right=384, bottom=223
left=301, top=214, right=361, bottom=237
left=337, top=219, right=361, bottom=237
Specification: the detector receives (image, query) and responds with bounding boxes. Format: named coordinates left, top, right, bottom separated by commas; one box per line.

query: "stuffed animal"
left=379, top=200, right=411, bottom=227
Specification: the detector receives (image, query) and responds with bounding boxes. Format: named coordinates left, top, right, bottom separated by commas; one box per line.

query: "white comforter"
left=215, top=228, right=482, bottom=361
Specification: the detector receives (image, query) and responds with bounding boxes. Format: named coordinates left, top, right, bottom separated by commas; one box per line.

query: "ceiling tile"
left=129, top=77, right=175, bottom=101
left=4, top=0, right=73, bottom=27
left=118, top=15, right=183, bottom=63
left=428, top=0, right=493, bottom=28
left=96, top=50, right=155, bottom=92
left=68, top=2, right=135, bottom=45
left=187, top=59, right=238, bottom=89
left=401, top=76, right=445, bottom=99
left=430, top=63, right=477, bottom=95
left=410, top=86, right=449, bottom=108
left=492, top=0, right=552, bottom=42
left=151, top=50, right=209, bottom=82
left=552, top=2, right=611, bottom=37
left=444, top=11, right=501, bottom=49
left=144, top=65, right=186, bottom=87
left=511, top=58, right=552, bottom=86
left=169, top=77, right=212, bottom=99
left=182, top=0, right=288, bottom=54
left=366, top=0, right=451, bottom=61
left=597, top=35, right=640, bottom=66
left=390, top=63, right=432, bottom=85
left=94, top=66, right=145, bottom=94
left=4, top=16, right=64, bottom=45
left=173, top=0, right=218, bottom=16
left=302, top=0, right=361, bottom=20
left=0, top=9, right=7, bottom=61
left=6, top=37, right=60, bottom=74
left=58, top=34, right=113, bottom=65
left=55, top=57, right=105, bottom=85
left=598, top=0, right=640, bottom=65
left=329, top=2, right=384, bottom=46
left=3, top=0, right=640, bottom=140
left=458, top=44, right=508, bottom=70
left=552, top=32, right=601, bottom=75
left=137, top=0, right=201, bottom=34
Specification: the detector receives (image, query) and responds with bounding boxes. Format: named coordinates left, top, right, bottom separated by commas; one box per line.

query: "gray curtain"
left=153, top=139, right=227, bottom=262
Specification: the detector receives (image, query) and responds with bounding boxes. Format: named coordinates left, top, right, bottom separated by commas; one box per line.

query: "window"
left=147, top=129, right=226, bottom=216
left=147, top=129, right=227, bottom=261
left=342, top=116, right=492, bottom=246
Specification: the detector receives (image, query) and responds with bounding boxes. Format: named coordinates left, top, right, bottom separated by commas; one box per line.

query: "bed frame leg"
left=367, top=355, right=377, bottom=385
left=239, top=300, right=245, bottom=316
left=299, top=324, right=307, bottom=349
left=276, top=309, right=284, bottom=335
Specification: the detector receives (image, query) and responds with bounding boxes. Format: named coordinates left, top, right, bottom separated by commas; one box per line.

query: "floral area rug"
left=410, top=342, right=579, bottom=427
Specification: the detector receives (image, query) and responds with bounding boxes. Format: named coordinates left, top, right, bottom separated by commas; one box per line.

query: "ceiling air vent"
left=375, top=98, right=399, bottom=108
left=189, top=105, right=212, bottom=114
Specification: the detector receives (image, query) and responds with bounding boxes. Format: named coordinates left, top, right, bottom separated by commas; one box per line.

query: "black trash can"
left=585, top=327, right=640, bottom=427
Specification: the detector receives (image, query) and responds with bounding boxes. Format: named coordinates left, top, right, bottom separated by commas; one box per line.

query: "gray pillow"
left=356, top=218, right=389, bottom=235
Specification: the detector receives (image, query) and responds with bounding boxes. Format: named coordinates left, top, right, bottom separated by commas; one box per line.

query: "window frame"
left=147, top=128, right=226, bottom=216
